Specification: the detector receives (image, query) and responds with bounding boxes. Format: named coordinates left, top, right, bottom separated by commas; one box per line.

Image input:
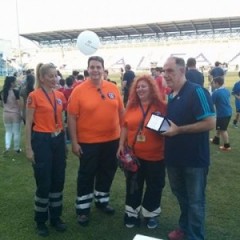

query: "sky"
left=0, top=0, right=240, bottom=48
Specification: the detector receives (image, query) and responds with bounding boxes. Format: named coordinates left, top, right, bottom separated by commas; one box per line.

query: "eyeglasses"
left=97, top=88, right=106, bottom=100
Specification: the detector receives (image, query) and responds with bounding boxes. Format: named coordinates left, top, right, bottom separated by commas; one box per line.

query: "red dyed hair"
left=126, top=74, right=166, bottom=113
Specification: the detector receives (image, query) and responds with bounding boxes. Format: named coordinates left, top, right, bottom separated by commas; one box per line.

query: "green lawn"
left=0, top=72, right=240, bottom=240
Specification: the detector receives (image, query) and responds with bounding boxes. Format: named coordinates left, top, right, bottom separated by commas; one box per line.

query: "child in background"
left=211, top=77, right=232, bottom=151
left=231, top=71, right=240, bottom=128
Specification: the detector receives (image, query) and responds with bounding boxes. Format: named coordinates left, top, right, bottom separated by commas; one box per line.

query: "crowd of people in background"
left=1, top=55, right=239, bottom=240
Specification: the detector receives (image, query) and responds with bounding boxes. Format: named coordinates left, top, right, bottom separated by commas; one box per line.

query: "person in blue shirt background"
left=210, top=61, right=224, bottom=79
left=209, top=61, right=224, bottom=92
left=185, top=57, right=204, bottom=87
left=211, top=76, right=232, bottom=151
left=122, top=64, right=135, bottom=106
left=231, top=71, right=240, bottom=128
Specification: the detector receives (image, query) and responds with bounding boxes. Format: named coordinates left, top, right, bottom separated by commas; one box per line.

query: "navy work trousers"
left=32, top=131, right=66, bottom=223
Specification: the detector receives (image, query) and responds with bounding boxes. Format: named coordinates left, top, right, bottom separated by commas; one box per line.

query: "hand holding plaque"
left=146, top=112, right=171, bottom=133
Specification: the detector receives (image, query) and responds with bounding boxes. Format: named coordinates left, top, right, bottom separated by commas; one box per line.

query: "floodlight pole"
left=15, top=0, right=22, bottom=67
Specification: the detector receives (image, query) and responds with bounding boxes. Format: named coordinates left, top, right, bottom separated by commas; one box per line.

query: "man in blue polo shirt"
left=162, top=57, right=215, bottom=240
left=122, top=64, right=135, bottom=106
left=210, top=61, right=224, bottom=79
left=209, top=61, right=224, bottom=92
left=186, top=57, right=204, bottom=87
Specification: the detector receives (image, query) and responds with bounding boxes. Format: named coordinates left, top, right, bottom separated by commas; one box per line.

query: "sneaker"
left=146, top=217, right=159, bottom=229
left=210, top=137, right=220, bottom=145
left=50, top=218, right=67, bottom=232
left=219, top=146, right=231, bottom=151
left=36, top=223, right=49, bottom=237
left=233, top=124, right=238, bottom=128
left=125, top=223, right=135, bottom=228
left=124, top=217, right=141, bottom=228
left=96, top=204, right=115, bottom=215
left=15, top=149, right=22, bottom=153
left=168, top=229, right=185, bottom=240
left=77, top=214, right=89, bottom=226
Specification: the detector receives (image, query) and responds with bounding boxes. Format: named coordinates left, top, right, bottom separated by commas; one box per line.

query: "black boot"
left=50, top=218, right=67, bottom=232
left=36, top=222, right=49, bottom=237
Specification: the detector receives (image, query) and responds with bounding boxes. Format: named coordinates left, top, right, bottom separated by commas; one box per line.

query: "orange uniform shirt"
left=27, top=88, right=66, bottom=132
left=68, top=79, right=124, bottom=143
left=123, top=104, right=165, bottom=161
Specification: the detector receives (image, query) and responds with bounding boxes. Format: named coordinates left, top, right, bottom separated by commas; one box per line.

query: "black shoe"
left=36, top=223, right=49, bottom=237
left=210, top=136, right=220, bottom=145
left=50, top=218, right=67, bottom=232
left=124, top=216, right=141, bottom=228
left=15, top=149, right=22, bottom=153
left=96, top=205, right=115, bottom=215
left=77, top=214, right=89, bottom=226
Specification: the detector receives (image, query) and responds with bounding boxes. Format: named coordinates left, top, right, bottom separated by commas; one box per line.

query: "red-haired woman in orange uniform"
left=117, top=75, right=166, bottom=229
left=25, top=63, right=67, bottom=237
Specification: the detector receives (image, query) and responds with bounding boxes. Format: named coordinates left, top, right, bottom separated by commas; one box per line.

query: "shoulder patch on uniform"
left=107, top=92, right=115, bottom=99
left=56, top=98, right=62, bottom=105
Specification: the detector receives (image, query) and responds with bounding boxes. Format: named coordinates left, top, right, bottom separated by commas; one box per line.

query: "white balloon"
left=76, top=30, right=101, bottom=55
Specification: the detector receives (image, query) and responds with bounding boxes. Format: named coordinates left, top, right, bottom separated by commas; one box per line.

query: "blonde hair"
left=35, top=63, right=56, bottom=88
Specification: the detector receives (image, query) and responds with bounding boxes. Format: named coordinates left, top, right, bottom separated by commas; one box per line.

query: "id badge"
left=137, top=133, right=146, bottom=142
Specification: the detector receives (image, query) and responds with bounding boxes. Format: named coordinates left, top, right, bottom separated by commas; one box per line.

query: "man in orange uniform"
left=68, top=56, right=124, bottom=226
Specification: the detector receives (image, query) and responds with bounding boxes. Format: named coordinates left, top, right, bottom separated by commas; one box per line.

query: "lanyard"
left=131, top=103, right=151, bottom=151
left=41, top=88, right=58, bottom=126
left=139, top=102, right=151, bottom=130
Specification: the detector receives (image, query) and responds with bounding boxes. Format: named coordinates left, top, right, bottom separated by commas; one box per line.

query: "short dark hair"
left=213, top=76, right=224, bottom=86
left=155, top=67, right=164, bottom=73
left=88, top=56, right=104, bottom=68
left=83, top=70, right=89, bottom=77
left=72, top=70, right=79, bottom=76
left=77, top=74, right=84, bottom=80
left=125, top=64, right=131, bottom=70
left=187, top=58, right=196, bottom=67
left=173, top=57, right=185, bottom=68
left=66, top=76, right=74, bottom=87
left=59, top=79, right=65, bottom=87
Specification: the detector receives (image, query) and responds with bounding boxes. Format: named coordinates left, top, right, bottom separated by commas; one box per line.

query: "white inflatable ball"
left=76, top=30, right=100, bottom=55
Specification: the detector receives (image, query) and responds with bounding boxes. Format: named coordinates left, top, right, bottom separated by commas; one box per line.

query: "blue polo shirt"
left=232, top=80, right=240, bottom=111
left=210, top=67, right=224, bottom=78
left=123, top=70, right=135, bottom=89
left=165, top=81, right=215, bottom=168
left=212, top=87, right=232, bottom=118
left=185, top=69, right=204, bottom=86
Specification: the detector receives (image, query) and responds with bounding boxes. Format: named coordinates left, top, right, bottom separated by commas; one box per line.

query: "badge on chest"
left=137, top=132, right=146, bottom=142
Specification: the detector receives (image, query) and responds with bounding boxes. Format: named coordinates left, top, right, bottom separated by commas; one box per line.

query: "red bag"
left=118, top=106, right=149, bottom=173
left=118, top=146, right=140, bottom=173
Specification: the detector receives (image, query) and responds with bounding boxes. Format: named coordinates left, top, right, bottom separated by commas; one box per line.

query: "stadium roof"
left=20, top=16, right=240, bottom=45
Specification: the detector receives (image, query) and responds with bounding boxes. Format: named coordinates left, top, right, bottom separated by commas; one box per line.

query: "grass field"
left=0, top=72, right=240, bottom=240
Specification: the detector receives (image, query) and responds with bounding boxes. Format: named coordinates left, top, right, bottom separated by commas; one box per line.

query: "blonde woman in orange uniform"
left=25, top=63, right=67, bottom=237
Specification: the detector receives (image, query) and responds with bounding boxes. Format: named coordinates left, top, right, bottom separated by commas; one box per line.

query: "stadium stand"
left=3, top=17, right=239, bottom=73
